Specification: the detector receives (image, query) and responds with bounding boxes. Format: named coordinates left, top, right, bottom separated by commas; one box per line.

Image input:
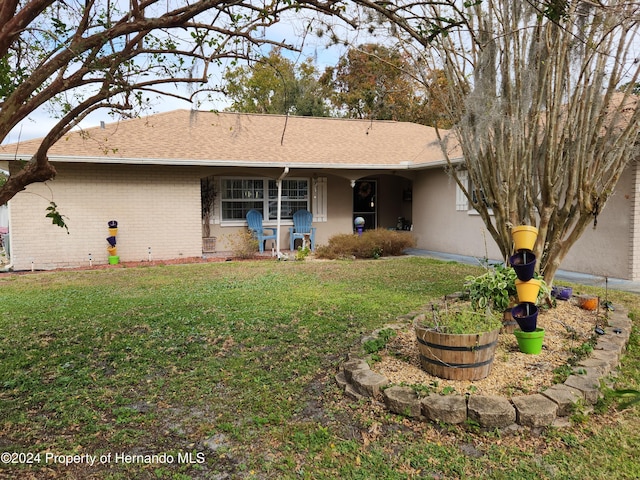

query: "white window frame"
left=219, top=177, right=311, bottom=224
left=455, top=170, right=493, bottom=216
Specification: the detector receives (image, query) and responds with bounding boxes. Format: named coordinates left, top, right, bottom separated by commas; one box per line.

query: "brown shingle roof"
left=0, top=110, right=458, bottom=169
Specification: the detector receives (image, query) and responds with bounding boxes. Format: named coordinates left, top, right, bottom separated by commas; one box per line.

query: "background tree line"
left=223, top=43, right=452, bottom=127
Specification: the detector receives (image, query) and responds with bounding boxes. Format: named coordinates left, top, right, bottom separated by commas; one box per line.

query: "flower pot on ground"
left=512, top=225, right=538, bottom=252
left=202, top=237, right=217, bottom=253
left=413, top=304, right=502, bottom=381
left=511, top=302, right=538, bottom=332
left=551, top=285, right=573, bottom=301
left=509, top=251, right=536, bottom=282
left=576, top=294, right=599, bottom=311
left=515, top=278, right=541, bottom=304
left=108, top=255, right=119, bottom=265
left=514, top=328, right=545, bottom=354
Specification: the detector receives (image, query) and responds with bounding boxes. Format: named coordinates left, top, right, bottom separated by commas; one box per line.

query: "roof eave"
left=0, top=154, right=463, bottom=169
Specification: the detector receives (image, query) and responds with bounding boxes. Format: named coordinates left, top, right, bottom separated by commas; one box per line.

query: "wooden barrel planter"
left=501, top=309, right=518, bottom=334
left=414, top=319, right=500, bottom=381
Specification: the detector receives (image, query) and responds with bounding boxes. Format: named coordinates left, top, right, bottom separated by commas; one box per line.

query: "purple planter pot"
left=106, top=236, right=117, bottom=247
left=511, top=302, right=538, bottom=332
left=551, top=286, right=573, bottom=301
left=509, top=251, right=536, bottom=282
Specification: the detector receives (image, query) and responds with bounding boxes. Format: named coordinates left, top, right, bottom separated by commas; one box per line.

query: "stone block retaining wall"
left=336, top=305, right=631, bottom=429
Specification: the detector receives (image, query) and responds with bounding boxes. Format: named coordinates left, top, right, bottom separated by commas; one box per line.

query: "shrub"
left=465, top=260, right=550, bottom=312
left=465, top=262, right=517, bottom=312
left=316, top=228, right=416, bottom=259
left=420, top=304, right=503, bottom=334
left=225, top=229, right=259, bottom=259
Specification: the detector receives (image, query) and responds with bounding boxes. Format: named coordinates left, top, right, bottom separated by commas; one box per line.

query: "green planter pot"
left=514, top=328, right=545, bottom=354
left=108, top=255, right=120, bottom=265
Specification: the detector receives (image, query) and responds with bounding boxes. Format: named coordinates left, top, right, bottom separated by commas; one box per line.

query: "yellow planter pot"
left=107, top=246, right=117, bottom=256
left=515, top=278, right=541, bottom=304
left=512, top=225, right=538, bottom=252
left=109, top=228, right=118, bottom=236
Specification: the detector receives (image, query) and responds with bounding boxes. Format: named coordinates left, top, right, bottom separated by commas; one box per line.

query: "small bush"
left=225, top=230, right=259, bottom=258
left=316, top=229, right=416, bottom=259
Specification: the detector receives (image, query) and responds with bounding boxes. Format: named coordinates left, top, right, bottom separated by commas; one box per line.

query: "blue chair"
left=289, top=209, right=316, bottom=251
left=246, top=209, right=277, bottom=253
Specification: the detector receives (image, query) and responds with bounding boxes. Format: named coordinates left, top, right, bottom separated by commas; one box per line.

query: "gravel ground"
left=375, top=300, right=605, bottom=396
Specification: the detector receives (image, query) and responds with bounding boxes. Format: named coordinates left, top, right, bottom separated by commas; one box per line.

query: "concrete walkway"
left=405, top=249, right=640, bottom=294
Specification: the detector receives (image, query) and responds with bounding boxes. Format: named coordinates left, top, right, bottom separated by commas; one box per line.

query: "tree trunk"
left=0, top=157, right=56, bottom=205
left=414, top=1, right=640, bottom=286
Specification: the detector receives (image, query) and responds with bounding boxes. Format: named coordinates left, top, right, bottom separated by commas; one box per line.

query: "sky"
left=2, top=10, right=364, bottom=145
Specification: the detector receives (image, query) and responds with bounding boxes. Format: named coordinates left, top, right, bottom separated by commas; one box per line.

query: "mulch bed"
left=375, top=300, right=606, bottom=396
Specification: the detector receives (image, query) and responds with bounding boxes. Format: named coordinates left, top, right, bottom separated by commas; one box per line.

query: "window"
left=455, top=170, right=492, bottom=214
left=455, top=171, right=469, bottom=211
left=220, top=177, right=309, bottom=221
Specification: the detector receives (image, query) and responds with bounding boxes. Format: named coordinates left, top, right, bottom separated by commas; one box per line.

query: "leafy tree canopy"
left=321, top=43, right=420, bottom=121
left=223, top=48, right=331, bottom=116
left=0, top=0, right=357, bottom=206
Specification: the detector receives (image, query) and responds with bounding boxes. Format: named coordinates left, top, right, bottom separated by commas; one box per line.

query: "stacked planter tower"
left=107, top=220, right=119, bottom=265
left=509, top=225, right=544, bottom=354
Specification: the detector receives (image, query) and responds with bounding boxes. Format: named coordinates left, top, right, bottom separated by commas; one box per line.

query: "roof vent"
left=100, top=121, right=105, bottom=129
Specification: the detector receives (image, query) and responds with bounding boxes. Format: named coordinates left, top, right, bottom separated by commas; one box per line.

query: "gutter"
left=0, top=155, right=464, bottom=170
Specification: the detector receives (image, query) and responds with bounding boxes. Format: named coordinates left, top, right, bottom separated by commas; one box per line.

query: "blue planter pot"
left=551, top=286, right=573, bottom=301
left=511, top=302, right=538, bottom=332
left=509, top=251, right=536, bottom=282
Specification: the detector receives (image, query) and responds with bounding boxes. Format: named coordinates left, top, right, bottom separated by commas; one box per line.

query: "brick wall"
left=8, top=163, right=202, bottom=270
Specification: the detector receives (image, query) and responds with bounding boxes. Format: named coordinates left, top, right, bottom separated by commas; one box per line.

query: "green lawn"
left=0, top=257, right=638, bottom=479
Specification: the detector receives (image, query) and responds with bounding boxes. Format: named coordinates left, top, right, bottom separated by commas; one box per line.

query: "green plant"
left=611, top=388, right=640, bottom=409
left=465, top=262, right=550, bottom=312
left=465, top=262, right=517, bottom=312
left=424, top=303, right=502, bottom=335
left=411, top=383, right=436, bottom=398
left=295, top=246, right=311, bottom=261
left=363, top=328, right=397, bottom=354
left=534, top=272, right=552, bottom=305
left=552, top=364, right=573, bottom=384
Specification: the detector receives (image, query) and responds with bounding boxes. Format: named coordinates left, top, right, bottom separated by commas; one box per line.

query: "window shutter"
left=456, top=171, right=469, bottom=211
left=312, top=177, right=327, bottom=222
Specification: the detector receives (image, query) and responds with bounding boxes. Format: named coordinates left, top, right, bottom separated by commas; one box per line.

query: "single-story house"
left=0, top=109, right=637, bottom=280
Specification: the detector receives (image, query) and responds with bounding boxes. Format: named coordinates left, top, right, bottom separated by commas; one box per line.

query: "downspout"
left=276, top=166, right=289, bottom=258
